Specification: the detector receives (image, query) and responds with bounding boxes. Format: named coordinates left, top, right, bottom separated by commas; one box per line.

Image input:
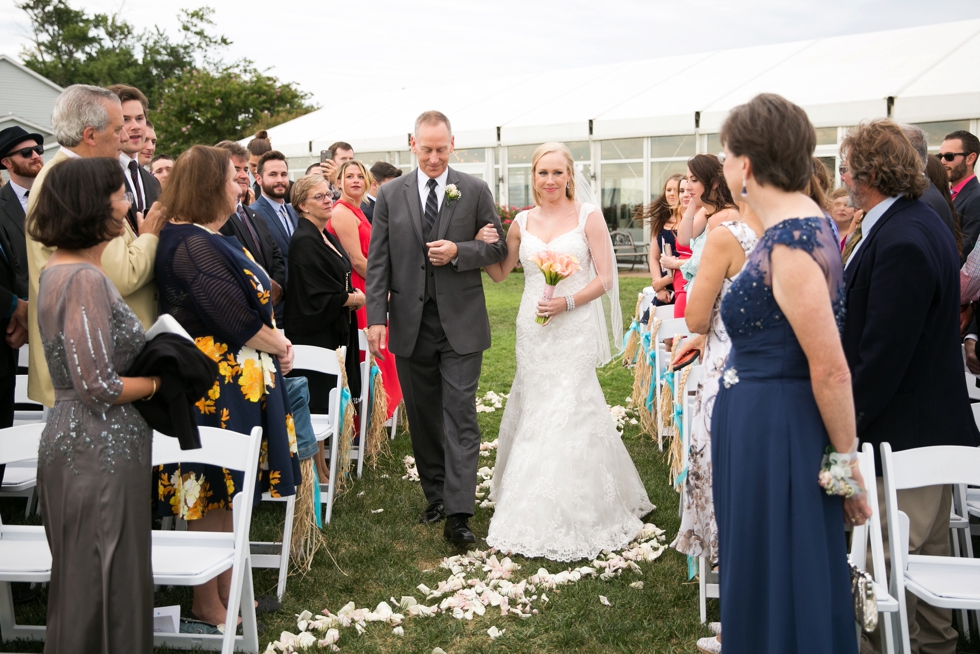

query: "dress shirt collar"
left=951, top=174, right=976, bottom=199
left=8, top=180, right=30, bottom=212
left=119, top=152, right=138, bottom=169
left=845, top=195, right=900, bottom=268
left=60, top=147, right=81, bottom=159
left=366, top=193, right=376, bottom=203
left=417, top=167, right=450, bottom=211
left=262, top=193, right=285, bottom=208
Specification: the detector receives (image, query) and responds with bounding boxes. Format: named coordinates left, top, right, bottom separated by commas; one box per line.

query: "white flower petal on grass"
left=392, top=626, right=405, bottom=636
left=630, top=581, right=644, bottom=589
left=487, top=625, right=505, bottom=639
left=433, top=648, right=448, bottom=654
left=371, top=508, right=384, bottom=514
left=599, top=595, right=612, bottom=606
left=296, top=631, right=317, bottom=649
left=357, top=491, right=365, bottom=497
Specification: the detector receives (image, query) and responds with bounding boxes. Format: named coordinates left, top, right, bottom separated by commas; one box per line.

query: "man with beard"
left=250, top=150, right=298, bottom=274
left=0, top=126, right=43, bottom=279
left=940, top=130, right=980, bottom=256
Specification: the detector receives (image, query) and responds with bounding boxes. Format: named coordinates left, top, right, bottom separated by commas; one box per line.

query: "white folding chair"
left=152, top=427, right=262, bottom=654
left=653, top=304, right=675, bottom=321
left=848, top=443, right=901, bottom=653
left=355, top=331, right=372, bottom=478
left=881, top=442, right=980, bottom=653
left=964, top=372, right=980, bottom=401
left=0, top=424, right=49, bottom=645
left=653, top=318, right=690, bottom=451
left=252, top=491, right=294, bottom=602
left=13, top=374, right=44, bottom=427
left=291, top=345, right=346, bottom=524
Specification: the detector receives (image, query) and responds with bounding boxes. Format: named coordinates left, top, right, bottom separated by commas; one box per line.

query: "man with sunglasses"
left=939, top=130, right=980, bottom=255
left=0, top=127, right=43, bottom=280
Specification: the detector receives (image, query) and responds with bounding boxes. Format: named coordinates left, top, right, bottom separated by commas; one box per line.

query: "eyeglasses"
left=937, top=152, right=967, bottom=162
left=123, top=192, right=135, bottom=206
left=6, top=145, right=43, bottom=159
left=311, top=193, right=332, bottom=202
left=838, top=165, right=849, bottom=176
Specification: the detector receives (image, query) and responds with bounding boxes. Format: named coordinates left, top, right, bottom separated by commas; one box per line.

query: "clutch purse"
left=849, top=562, right=878, bottom=633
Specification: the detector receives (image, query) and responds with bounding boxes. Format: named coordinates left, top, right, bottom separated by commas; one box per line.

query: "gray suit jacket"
left=366, top=167, right=507, bottom=357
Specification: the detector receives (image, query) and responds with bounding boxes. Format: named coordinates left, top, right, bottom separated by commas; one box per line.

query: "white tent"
left=251, top=19, right=980, bottom=214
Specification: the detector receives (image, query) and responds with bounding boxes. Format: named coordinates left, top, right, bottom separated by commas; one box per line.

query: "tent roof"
left=254, top=19, right=980, bottom=157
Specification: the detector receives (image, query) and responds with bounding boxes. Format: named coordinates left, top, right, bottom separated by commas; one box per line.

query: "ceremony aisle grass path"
left=11, top=273, right=976, bottom=652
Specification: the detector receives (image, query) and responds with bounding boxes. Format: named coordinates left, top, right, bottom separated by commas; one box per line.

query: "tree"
left=17, top=0, right=315, bottom=153
left=155, top=64, right=314, bottom=152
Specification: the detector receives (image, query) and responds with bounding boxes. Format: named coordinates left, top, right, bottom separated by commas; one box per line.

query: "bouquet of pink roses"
left=528, top=250, right=581, bottom=324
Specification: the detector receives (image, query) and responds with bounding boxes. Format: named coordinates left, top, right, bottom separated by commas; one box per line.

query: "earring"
left=741, top=179, right=747, bottom=198
left=566, top=182, right=571, bottom=189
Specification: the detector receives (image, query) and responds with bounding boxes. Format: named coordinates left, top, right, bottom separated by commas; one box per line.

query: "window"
left=451, top=148, right=486, bottom=164
left=600, top=138, right=643, bottom=160
left=649, top=135, right=695, bottom=202
left=396, top=151, right=414, bottom=174
left=601, top=163, right=644, bottom=229
left=913, top=120, right=973, bottom=151
left=357, top=151, right=390, bottom=166
left=815, top=127, right=838, bottom=146
left=706, top=134, right=722, bottom=157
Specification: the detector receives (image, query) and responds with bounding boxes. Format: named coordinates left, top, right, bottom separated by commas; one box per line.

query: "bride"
left=476, top=142, right=654, bottom=561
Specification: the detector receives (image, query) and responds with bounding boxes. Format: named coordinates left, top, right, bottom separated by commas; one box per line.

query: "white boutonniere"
left=445, top=184, right=461, bottom=204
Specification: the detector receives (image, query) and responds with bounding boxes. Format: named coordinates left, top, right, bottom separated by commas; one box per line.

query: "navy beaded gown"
left=711, top=217, right=856, bottom=654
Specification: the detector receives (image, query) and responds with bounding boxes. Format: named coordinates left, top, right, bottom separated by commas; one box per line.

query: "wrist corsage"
left=817, top=447, right=863, bottom=498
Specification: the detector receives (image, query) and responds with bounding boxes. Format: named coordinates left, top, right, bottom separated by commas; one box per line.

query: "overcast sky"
left=2, top=0, right=979, bottom=105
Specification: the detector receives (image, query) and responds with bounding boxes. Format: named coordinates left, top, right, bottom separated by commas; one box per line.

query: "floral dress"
left=154, top=223, right=300, bottom=519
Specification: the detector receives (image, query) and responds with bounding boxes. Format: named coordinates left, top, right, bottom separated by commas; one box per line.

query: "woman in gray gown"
left=31, top=157, right=161, bottom=653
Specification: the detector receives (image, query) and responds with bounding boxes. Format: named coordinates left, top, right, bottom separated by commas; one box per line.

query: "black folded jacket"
left=128, top=333, right=218, bottom=450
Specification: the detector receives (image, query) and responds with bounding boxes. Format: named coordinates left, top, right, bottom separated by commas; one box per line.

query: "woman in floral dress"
left=154, top=146, right=301, bottom=626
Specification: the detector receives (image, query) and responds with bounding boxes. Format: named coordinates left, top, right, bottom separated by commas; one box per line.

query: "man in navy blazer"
left=249, top=150, right=298, bottom=277
left=841, top=121, right=979, bottom=654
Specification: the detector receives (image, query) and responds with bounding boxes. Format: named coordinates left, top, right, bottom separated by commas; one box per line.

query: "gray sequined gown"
left=36, top=263, right=153, bottom=654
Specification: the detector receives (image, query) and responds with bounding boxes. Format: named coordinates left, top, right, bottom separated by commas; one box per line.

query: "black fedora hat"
left=0, top=126, right=44, bottom=170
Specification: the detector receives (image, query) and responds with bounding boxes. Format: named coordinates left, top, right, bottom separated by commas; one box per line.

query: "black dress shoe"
left=418, top=502, right=445, bottom=524
left=443, top=514, right=476, bottom=545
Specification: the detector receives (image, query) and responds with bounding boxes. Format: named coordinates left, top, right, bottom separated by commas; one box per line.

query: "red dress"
left=328, top=200, right=402, bottom=418
left=672, top=243, right=693, bottom=318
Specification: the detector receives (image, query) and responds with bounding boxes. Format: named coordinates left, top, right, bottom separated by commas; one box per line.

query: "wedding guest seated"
left=31, top=157, right=160, bottom=652
left=153, top=145, right=301, bottom=627
left=328, top=160, right=402, bottom=420
left=284, top=174, right=363, bottom=482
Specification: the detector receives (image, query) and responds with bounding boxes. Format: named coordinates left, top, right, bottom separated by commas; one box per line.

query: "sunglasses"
left=937, top=152, right=968, bottom=162
left=5, top=145, right=43, bottom=159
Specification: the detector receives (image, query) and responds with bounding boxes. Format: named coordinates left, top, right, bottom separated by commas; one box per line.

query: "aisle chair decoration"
left=658, top=337, right=682, bottom=446
left=333, top=348, right=357, bottom=498
left=632, top=318, right=662, bottom=439
left=622, top=293, right=645, bottom=366
left=365, top=362, right=391, bottom=468
left=668, top=362, right=693, bottom=491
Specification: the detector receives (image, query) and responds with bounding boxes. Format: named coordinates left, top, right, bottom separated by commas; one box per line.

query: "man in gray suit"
left=366, top=111, right=507, bottom=545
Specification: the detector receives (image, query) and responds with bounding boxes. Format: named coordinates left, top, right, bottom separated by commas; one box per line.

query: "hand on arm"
left=478, top=222, right=521, bottom=282
left=425, top=240, right=458, bottom=266
left=139, top=201, right=167, bottom=236
left=245, top=325, right=289, bottom=359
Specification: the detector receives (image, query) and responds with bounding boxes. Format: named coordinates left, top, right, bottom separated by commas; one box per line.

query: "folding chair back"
left=152, top=426, right=262, bottom=654
left=881, top=443, right=980, bottom=654
left=356, top=330, right=371, bottom=478
left=653, top=318, right=690, bottom=450
left=291, top=345, right=345, bottom=524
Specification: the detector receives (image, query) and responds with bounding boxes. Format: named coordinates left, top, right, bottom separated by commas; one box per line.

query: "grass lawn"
left=5, top=272, right=978, bottom=652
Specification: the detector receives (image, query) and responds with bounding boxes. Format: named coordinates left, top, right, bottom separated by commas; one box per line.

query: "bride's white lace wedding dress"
left=486, top=203, right=654, bottom=562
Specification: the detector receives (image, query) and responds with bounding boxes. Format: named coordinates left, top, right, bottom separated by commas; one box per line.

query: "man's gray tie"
left=425, top=178, right=439, bottom=233
left=278, top=204, right=293, bottom=237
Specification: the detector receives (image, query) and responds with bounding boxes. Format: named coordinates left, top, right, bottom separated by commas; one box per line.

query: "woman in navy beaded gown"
left=710, top=94, right=871, bottom=654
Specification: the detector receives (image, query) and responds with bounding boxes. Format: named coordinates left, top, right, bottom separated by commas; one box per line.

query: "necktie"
left=841, top=221, right=863, bottom=266
left=237, top=205, right=262, bottom=255
left=424, top=178, right=439, bottom=232
left=278, top=204, right=293, bottom=237
left=127, top=160, right=144, bottom=213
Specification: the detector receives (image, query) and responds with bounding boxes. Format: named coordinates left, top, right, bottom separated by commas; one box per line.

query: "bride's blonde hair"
left=531, top=142, right=576, bottom=206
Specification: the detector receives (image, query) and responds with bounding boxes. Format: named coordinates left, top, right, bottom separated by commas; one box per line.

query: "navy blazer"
left=954, top=176, right=980, bottom=257
left=250, top=195, right=299, bottom=278
left=842, top=195, right=980, bottom=470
